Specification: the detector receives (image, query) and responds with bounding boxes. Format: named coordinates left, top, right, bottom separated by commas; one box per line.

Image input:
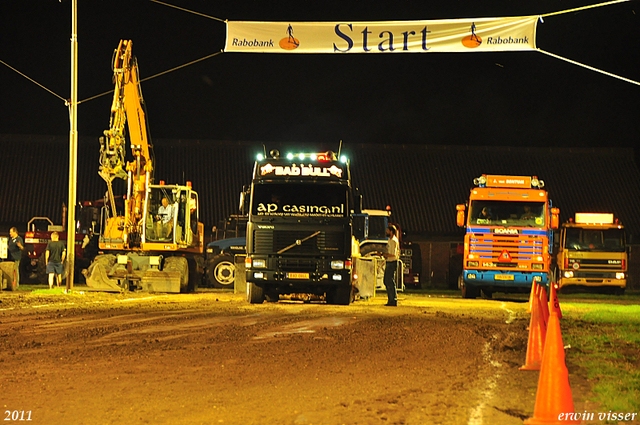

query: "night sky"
left=1, top=0, right=639, bottom=148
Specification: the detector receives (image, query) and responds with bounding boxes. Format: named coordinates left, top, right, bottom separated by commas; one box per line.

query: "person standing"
left=381, top=225, right=399, bottom=306
left=45, top=231, right=66, bottom=289
left=8, top=227, right=24, bottom=290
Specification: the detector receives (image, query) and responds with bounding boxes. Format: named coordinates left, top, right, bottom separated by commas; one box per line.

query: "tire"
left=481, top=289, right=493, bottom=299
left=187, top=257, right=201, bottom=293
left=207, top=254, right=236, bottom=288
left=360, top=243, right=385, bottom=257
left=326, top=284, right=352, bottom=305
left=265, top=291, right=279, bottom=303
left=164, top=256, right=189, bottom=292
left=461, top=281, right=479, bottom=299
left=247, top=280, right=264, bottom=304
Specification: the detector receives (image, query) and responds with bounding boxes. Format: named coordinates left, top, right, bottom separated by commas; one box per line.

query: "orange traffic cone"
left=539, top=285, right=550, bottom=331
left=550, top=283, right=563, bottom=319
left=520, top=294, right=547, bottom=371
left=527, top=281, right=539, bottom=314
left=525, top=312, right=580, bottom=424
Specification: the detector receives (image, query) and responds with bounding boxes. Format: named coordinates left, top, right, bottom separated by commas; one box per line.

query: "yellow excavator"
left=84, top=40, right=204, bottom=292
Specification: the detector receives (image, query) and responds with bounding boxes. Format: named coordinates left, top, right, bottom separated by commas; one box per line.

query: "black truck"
left=244, top=150, right=357, bottom=304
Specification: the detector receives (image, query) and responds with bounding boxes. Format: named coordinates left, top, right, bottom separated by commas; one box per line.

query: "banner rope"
left=148, top=0, right=225, bottom=22
left=537, top=49, right=640, bottom=86
left=540, top=0, right=630, bottom=18
left=3, top=1, right=636, bottom=105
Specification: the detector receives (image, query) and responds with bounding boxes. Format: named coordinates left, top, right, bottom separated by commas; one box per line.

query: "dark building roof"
left=2, top=135, right=640, bottom=239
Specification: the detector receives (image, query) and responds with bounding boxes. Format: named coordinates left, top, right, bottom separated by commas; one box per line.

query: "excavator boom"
left=98, top=40, right=154, bottom=247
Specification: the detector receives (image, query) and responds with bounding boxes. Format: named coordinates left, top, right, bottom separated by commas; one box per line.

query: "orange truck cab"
left=555, top=213, right=627, bottom=294
left=456, top=175, right=559, bottom=299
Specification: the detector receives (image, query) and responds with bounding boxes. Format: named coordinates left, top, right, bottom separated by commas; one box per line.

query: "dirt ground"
left=0, top=288, right=605, bottom=425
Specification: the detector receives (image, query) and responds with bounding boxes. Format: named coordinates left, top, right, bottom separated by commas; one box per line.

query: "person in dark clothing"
left=45, top=231, right=66, bottom=289
left=8, top=227, right=24, bottom=289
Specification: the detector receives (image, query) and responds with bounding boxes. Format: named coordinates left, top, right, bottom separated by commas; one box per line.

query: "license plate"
left=495, top=274, right=514, bottom=281
left=287, top=273, right=310, bottom=279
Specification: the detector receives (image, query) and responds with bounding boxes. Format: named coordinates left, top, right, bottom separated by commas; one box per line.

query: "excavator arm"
left=98, top=40, right=154, bottom=247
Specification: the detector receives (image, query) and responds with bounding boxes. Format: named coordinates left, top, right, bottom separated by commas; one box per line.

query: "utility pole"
left=66, top=0, right=78, bottom=291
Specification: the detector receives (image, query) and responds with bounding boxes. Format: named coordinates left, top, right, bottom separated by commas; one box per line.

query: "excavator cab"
left=143, top=184, right=200, bottom=248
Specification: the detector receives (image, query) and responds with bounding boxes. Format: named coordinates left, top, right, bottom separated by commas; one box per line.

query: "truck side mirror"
left=239, top=186, right=250, bottom=215
left=456, top=204, right=466, bottom=227
left=550, top=207, right=560, bottom=230
left=353, top=190, right=362, bottom=215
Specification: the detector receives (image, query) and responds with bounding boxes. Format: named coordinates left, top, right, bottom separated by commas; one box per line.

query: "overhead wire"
left=2, top=0, right=226, bottom=106
left=77, top=50, right=224, bottom=105
left=535, top=0, right=639, bottom=86
left=1, top=0, right=637, bottom=107
left=0, top=59, right=67, bottom=103
left=147, top=0, right=226, bottom=22
left=540, top=0, right=630, bottom=18
left=537, top=49, right=640, bottom=86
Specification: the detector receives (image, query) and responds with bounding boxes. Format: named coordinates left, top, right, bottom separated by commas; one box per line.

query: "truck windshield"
left=565, top=228, right=626, bottom=252
left=251, top=183, right=348, bottom=219
left=469, top=200, right=546, bottom=227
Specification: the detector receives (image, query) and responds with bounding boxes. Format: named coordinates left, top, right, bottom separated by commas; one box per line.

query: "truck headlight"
left=467, top=261, right=479, bottom=267
left=532, top=264, right=543, bottom=270
left=330, top=260, right=344, bottom=269
left=468, top=274, right=476, bottom=280
left=252, top=259, right=266, bottom=268
left=616, top=273, right=625, bottom=280
left=564, top=270, right=574, bottom=278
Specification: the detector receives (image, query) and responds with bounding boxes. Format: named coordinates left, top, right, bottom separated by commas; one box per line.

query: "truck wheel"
left=360, top=243, right=385, bottom=257
left=36, top=252, right=47, bottom=284
left=187, top=257, right=201, bottom=293
left=207, top=255, right=235, bottom=288
left=265, top=291, right=279, bottom=303
left=461, top=282, right=479, bottom=299
left=164, top=256, right=189, bottom=292
left=247, top=281, right=264, bottom=304
left=327, top=285, right=352, bottom=305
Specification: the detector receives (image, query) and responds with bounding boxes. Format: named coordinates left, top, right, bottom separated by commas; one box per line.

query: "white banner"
left=225, top=16, right=539, bottom=53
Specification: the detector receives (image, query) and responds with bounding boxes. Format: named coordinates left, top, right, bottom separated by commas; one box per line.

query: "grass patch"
left=30, top=287, right=68, bottom=295
left=563, top=302, right=640, bottom=414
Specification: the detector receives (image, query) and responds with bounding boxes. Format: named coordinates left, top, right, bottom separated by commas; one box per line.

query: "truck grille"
left=469, top=234, right=544, bottom=262
left=568, top=259, right=623, bottom=270
left=253, top=230, right=345, bottom=255
left=277, top=258, right=322, bottom=272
